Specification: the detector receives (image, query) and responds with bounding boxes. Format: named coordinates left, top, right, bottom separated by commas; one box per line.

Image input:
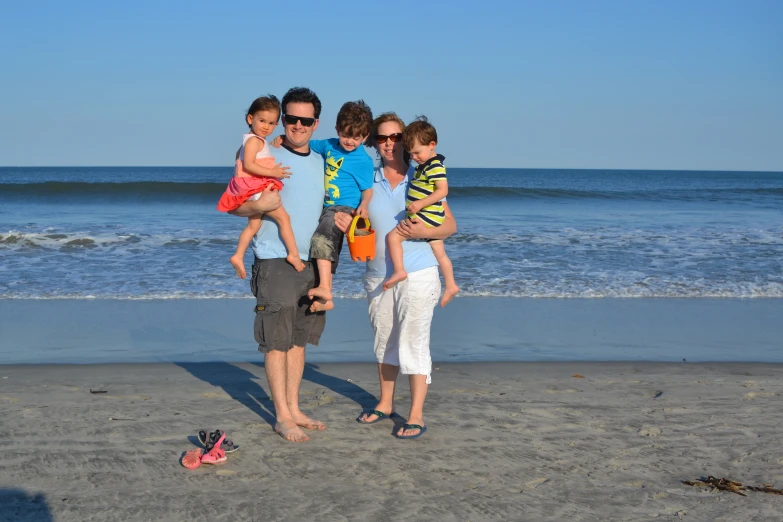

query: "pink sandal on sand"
left=199, top=433, right=227, bottom=465
left=181, top=448, right=204, bottom=469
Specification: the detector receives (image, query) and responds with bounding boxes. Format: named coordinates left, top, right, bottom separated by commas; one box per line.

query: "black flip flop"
left=198, top=429, right=239, bottom=453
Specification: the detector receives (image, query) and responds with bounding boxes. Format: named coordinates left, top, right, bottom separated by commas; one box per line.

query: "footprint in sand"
left=743, top=391, right=776, bottom=400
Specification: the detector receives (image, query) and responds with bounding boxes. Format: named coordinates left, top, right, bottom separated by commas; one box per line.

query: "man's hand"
left=354, top=203, right=369, bottom=220
left=333, top=211, right=353, bottom=233
left=228, top=185, right=282, bottom=217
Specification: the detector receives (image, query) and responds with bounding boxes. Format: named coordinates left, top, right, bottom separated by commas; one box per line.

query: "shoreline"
left=2, top=361, right=782, bottom=520
left=1, top=297, right=782, bottom=364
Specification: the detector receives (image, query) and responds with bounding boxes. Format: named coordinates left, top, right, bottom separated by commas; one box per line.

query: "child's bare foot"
left=287, top=254, right=305, bottom=272
left=440, top=284, right=460, bottom=307
left=383, top=271, right=407, bottom=290
left=308, top=286, right=332, bottom=302
left=309, top=298, right=334, bottom=313
left=230, top=255, right=246, bottom=279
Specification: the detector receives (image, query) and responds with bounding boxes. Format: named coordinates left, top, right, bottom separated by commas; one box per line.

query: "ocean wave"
left=2, top=181, right=782, bottom=202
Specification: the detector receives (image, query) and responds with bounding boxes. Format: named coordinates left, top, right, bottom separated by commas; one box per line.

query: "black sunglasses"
left=376, top=133, right=403, bottom=143
left=282, top=114, right=316, bottom=127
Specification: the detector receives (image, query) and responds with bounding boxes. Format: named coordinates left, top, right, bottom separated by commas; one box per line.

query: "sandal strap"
left=402, top=424, right=423, bottom=430
left=367, top=409, right=387, bottom=418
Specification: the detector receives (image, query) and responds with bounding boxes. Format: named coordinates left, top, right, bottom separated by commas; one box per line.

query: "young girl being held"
left=217, top=95, right=305, bottom=278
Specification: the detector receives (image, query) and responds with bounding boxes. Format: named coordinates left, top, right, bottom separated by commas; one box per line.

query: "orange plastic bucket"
left=347, top=215, right=375, bottom=262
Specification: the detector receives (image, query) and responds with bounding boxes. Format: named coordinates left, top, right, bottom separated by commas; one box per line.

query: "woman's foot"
left=357, top=404, right=396, bottom=424
left=396, top=417, right=425, bottom=438
left=309, top=298, right=334, bottom=313
left=383, top=270, right=407, bottom=290
left=287, top=253, right=306, bottom=272
left=308, top=286, right=332, bottom=302
left=230, top=255, right=246, bottom=279
left=440, top=283, right=460, bottom=307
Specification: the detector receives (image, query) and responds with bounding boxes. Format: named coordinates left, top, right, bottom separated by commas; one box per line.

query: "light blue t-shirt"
left=310, top=138, right=373, bottom=208
left=252, top=144, right=324, bottom=260
left=366, top=164, right=439, bottom=278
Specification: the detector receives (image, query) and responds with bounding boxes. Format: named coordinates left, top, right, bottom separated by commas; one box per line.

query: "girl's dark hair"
left=246, top=95, right=281, bottom=126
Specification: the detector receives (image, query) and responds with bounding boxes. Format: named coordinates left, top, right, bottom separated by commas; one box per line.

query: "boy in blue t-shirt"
left=305, top=101, right=374, bottom=311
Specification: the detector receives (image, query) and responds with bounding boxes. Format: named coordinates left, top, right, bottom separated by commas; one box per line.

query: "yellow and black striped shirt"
left=407, top=154, right=447, bottom=227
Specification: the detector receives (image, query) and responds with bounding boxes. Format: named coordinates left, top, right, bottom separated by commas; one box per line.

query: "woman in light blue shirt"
left=338, top=112, right=457, bottom=439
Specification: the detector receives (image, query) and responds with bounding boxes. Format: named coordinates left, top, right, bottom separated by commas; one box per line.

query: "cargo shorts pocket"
left=254, top=302, right=282, bottom=349
left=250, top=259, right=270, bottom=297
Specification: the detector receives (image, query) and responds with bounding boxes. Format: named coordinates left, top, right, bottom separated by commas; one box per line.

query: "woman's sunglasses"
left=282, top=114, right=316, bottom=127
left=375, top=133, right=403, bottom=143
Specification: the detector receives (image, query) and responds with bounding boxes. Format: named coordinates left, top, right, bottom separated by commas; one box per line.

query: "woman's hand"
left=395, top=217, right=429, bottom=239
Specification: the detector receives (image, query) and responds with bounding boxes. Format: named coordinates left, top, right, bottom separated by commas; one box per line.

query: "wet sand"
left=2, top=361, right=783, bottom=521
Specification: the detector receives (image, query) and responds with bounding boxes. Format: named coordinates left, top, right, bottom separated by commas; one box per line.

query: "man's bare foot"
left=274, top=420, right=309, bottom=442
left=383, top=271, right=407, bottom=290
left=309, top=298, right=334, bottom=313
left=230, top=255, right=246, bottom=279
left=308, top=286, right=332, bottom=302
left=440, top=284, right=460, bottom=307
left=286, top=254, right=305, bottom=272
left=291, top=413, right=326, bottom=431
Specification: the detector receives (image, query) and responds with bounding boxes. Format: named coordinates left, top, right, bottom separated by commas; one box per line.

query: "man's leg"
left=265, top=349, right=309, bottom=442
left=285, top=345, right=326, bottom=430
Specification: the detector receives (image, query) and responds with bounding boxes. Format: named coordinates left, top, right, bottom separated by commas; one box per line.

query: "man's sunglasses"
left=282, top=114, right=316, bottom=127
left=376, top=133, right=403, bottom=143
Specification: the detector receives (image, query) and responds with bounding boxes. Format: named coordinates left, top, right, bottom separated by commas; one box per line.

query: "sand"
left=2, top=361, right=783, bottom=521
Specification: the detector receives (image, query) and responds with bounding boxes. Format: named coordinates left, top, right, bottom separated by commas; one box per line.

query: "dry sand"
left=2, top=361, right=782, bottom=521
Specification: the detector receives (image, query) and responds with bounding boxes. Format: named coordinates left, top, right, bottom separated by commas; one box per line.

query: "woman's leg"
left=266, top=206, right=305, bottom=272
left=398, top=374, right=428, bottom=436
left=429, top=239, right=460, bottom=307
left=395, top=266, right=440, bottom=436
left=358, top=363, right=399, bottom=422
left=230, top=215, right=262, bottom=279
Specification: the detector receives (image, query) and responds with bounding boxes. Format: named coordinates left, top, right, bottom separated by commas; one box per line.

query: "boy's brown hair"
left=336, top=100, right=373, bottom=140
left=402, top=116, right=437, bottom=150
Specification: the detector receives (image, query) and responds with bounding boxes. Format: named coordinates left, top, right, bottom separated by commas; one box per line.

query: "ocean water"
left=1, top=167, right=782, bottom=300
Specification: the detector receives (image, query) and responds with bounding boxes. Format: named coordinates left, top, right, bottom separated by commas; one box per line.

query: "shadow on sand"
left=0, top=489, right=53, bottom=522
left=177, top=361, right=377, bottom=426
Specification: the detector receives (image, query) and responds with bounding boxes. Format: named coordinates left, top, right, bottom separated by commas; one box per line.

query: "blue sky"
left=1, top=0, right=781, bottom=170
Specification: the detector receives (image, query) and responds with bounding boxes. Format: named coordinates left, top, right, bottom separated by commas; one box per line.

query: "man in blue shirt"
left=232, top=87, right=327, bottom=443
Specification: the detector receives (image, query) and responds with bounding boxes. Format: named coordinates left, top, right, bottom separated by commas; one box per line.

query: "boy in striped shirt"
left=383, top=116, right=459, bottom=307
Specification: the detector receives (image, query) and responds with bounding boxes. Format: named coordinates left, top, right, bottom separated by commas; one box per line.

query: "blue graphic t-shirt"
left=310, top=138, right=374, bottom=208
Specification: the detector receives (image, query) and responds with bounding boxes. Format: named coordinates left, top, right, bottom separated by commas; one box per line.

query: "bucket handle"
left=347, top=215, right=371, bottom=243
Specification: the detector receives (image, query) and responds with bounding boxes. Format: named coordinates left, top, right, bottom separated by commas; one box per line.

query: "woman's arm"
left=396, top=200, right=456, bottom=240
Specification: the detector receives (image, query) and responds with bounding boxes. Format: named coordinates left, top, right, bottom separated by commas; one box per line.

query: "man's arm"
left=228, top=185, right=282, bottom=217
left=396, top=200, right=456, bottom=240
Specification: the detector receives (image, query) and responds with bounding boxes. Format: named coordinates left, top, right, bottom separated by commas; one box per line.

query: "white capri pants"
left=364, top=266, right=441, bottom=384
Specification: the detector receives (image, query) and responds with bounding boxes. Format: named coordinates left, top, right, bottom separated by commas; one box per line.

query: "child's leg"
left=230, top=215, right=262, bottom=279
left=308, top=259, right=333, bottom=301
left=429, top=240, right=459, bottom=307
left=383, top=229, right=408, bottom=290
left=266, top=206, right=305, bottom=272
